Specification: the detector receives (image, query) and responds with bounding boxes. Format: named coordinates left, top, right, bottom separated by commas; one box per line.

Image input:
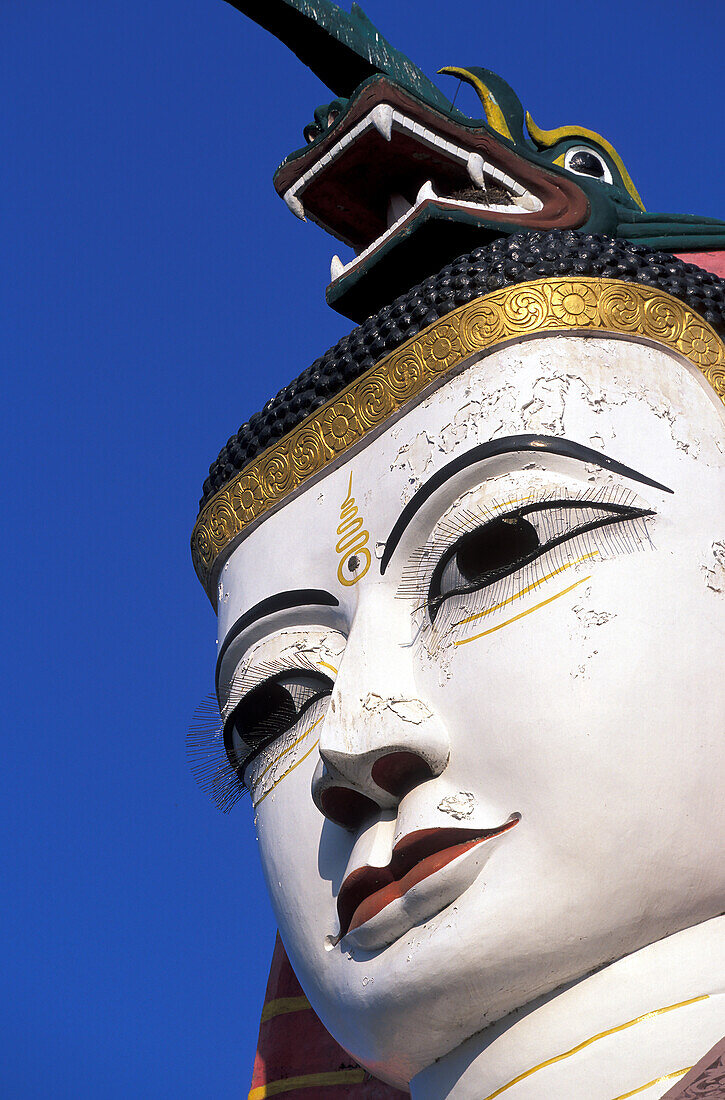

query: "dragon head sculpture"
left=226, top=0, right=725, bottom=321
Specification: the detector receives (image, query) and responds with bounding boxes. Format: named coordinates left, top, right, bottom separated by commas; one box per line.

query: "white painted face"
left=215, top=335, right=725, bottom=1088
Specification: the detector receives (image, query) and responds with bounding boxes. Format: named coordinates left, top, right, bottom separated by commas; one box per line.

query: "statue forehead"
left=193, top=279, right=725, bottom=604
left=215, top=331, right=723, bottom=644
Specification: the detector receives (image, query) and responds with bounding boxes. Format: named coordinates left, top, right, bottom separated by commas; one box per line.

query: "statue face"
left=215, top=335, right=725, bottom=1087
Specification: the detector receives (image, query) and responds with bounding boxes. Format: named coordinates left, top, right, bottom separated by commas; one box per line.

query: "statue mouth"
left=336, top=812, right=520, bottom=950
left=273, top=78, right=588, bottom=320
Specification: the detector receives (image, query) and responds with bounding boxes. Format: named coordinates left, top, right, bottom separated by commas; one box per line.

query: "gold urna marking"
left=336, top=472, right=371, bottom=586
left=480, top=995, right=708, bottom=1100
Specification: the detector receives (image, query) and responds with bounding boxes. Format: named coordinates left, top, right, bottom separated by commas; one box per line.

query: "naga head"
left=226, top=0, right=725, bottom=321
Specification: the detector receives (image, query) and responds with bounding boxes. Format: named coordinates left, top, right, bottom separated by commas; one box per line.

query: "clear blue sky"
left=3, top=1, right=723, bottom=1096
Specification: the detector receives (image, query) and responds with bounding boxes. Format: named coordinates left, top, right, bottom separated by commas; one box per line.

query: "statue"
left=189, top=3, right=725, bottom=1096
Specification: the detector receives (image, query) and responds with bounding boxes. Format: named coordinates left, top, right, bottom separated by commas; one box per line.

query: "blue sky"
left=3, top=1, right=723, bottom=1096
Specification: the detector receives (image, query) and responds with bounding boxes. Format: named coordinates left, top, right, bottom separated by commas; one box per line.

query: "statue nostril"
left=371, top=752, right=435, bottom=799
left=320, top=787, right=378, bottom=831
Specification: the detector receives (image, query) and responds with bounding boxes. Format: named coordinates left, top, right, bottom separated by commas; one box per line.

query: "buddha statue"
left=189, top=4, right=725, bottom=1097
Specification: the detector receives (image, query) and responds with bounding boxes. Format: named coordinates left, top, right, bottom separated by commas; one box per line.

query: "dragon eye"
left=564, top=145, right=613, bottom=184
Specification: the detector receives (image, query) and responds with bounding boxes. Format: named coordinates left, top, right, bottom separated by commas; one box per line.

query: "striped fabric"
left=249, top=935, right=407, bottom=1099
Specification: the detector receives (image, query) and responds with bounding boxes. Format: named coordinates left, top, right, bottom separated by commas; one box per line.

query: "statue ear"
left=250, top=934, right=406, bottom=1098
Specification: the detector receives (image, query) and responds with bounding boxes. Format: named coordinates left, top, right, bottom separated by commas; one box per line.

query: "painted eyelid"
left=228, top=672, right=334, bottom=775
left=219, top=628, right=345, bottom=718
left=223, top=662, right=335, bottom=724
left=428, top=499, right=656, bottom=616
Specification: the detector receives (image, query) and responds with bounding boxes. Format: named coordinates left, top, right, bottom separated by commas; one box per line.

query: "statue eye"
left=225, top=671, right=332, bottom=771
left=427, top=498, right=654, bottom=622
left=454, top=515, right=540, bottom=583
left=563, top=145, right=613, bottom=185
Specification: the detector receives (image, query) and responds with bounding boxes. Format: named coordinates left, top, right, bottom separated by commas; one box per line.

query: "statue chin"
left=213, top=331, right=725, bottom=1092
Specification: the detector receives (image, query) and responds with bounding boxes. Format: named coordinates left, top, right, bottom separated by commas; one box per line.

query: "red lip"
left=337, top=817, right=520, bottom=937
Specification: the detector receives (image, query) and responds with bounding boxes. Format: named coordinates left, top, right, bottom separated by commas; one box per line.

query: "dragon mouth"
left=274, top=80, right=589, bottom=320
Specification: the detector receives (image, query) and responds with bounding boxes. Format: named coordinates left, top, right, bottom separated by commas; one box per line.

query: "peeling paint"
left=521, top=375, right=568, bottom=435
left=391, top=431, right=436, bottom=493
left=572, top=603, right=615, bottom=627
left=437, top=791, right=476, bottom=820
left=361, top=693, right=433, bottom=723
left=703, top=540, right=725, bottom=593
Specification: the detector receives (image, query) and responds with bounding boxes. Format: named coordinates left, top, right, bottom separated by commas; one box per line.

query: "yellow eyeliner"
left=454, top=552, right=598, bottom=628
left=250, top=715, right=324, bottom=792
left=480, top=996, right=708, bottom=1100
left=455, top=576, right=591, bottom=646
left=490, top=494, right=534, bottom=512
left=317, top=659, right=338, bottom=675
left=253, top=739, right=321, bottom=809
left=609, top=1067, right=692, bottom=1100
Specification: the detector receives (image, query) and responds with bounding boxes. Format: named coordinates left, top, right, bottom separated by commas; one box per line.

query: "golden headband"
left=192, top=277, right=725, bottom=599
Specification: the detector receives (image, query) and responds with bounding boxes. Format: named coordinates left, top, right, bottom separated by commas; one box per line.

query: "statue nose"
left=311, top=586, right=450, bottom=829
left=312, top=697, right=450, bottom=830
left=314, top=749, right=441, bottom=830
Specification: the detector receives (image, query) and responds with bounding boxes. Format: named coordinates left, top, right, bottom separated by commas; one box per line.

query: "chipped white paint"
left=572, top=601, right=615, bottom=627
left=214, top=333, right=725, bottom=1096
left=437, top=792, right=475, bottom=820
left=702, top=539, right=725, bottom=593
left=362, top=694, right=433, bottom=724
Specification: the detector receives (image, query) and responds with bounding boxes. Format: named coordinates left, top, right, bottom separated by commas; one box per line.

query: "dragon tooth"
left=516, top=190, right=540, bottom=212
left=330, top=255, right=345, bottom=280
left=370, top=104, right=393, bottom=141
left=416, top=180, right=438, bottom=203
left=283, top=189, right=306, bottom=221
left=467, top=153, right=488, bottom=191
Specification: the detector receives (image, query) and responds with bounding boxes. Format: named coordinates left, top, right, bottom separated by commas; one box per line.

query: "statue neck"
left=411, top=918, right=725, bottom=1100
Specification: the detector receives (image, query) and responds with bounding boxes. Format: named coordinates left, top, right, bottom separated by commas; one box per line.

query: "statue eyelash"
left=187, top=652, right=327, bottom=815
left=396, top=484, right=655, bottom=634
left=187, top=691, right=242, bottom=814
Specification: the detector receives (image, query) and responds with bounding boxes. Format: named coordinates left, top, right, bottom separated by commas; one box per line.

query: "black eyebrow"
left=215, top=589, right=339, bottom=693
left=380, top=434, right=672, bottom=575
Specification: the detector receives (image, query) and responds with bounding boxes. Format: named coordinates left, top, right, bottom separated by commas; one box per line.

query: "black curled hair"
left=200, top=229, right=725, bottom=510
